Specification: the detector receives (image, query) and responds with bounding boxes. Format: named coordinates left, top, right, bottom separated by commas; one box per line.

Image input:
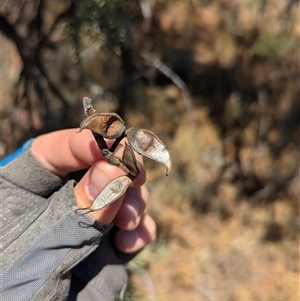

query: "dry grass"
left=124, top=85, right=299, bottom=301
left=127, top=200, right=299, bottom=300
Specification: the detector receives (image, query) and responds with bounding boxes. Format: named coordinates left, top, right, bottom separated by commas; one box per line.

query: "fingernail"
left=118, top=229, right=139, bottom=248
left=88, top=163, right=112, bottom=199
left=122, top=198, right=140, bottom=222
left=113, top=144, right=125, bottom=160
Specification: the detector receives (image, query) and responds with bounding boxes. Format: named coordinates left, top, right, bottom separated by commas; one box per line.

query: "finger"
left=31, top=129, right=102, bottom=177
left=113, top=185, right=149, bottom=230
left=74, top=160, right=126, bottom=224
left=114, top=214, right=157, bottom=254
left=31, top=129, right=145, bottom=184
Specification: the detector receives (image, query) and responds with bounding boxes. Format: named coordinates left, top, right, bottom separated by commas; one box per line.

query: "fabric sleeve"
left=1, top=146, right=63, bottom=197
left=0, top=148, right=128, bottom=301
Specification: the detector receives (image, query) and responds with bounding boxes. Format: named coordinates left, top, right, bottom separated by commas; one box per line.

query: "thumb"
left=74, top=160, right=126, bottom=225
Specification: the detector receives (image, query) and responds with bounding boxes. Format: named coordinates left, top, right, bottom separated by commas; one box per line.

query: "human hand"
left=31, top=128, right=156, bottom=254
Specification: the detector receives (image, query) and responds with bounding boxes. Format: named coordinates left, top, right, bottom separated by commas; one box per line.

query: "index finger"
left=31, top=128, right=146, bottom=185
left=32, top=129, right=101, bottom=177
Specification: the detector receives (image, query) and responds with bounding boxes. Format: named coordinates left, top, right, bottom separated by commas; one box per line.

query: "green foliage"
left=70, top=0, right=139, bottom=54
left=251, top=31, right=297, bottom=57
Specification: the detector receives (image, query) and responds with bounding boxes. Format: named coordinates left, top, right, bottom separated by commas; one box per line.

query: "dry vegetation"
left=1, top=0, right=299, bottom=300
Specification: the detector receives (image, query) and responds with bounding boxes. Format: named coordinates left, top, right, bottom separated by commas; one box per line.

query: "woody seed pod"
left=126, top=127, right=172, bottom=175
left=79, top=113, right=126, bottom=139
left=122, top=142, right=141, bottom=178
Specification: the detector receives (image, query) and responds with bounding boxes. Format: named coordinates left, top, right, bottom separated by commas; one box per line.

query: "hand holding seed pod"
left=77, top=97, right=172, bottom=213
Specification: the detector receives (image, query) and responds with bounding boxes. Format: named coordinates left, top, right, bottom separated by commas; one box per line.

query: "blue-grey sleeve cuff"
left=0, top=138, right=35, bottom=167
left=1, top=146, right=63, bottom=197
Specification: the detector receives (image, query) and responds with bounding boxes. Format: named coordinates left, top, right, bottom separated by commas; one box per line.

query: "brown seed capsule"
left=122, top=142, right=141, bottom=178
left=79, top=113, right=126, bottom=139
left=89, top=175, right=132, bottom=211
left=126, top=127, right=172, bottom=176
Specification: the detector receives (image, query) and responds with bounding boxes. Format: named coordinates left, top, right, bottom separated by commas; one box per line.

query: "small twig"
left=139, top=0, right=155, bottom=32
left=92, top=132, right=131, bottom=175
left=127, top=261, right=158, bottom=301
left=256, top=89, right=270, bottom=150
left=140, top=49, right=199, bottom=153
left=140, top=49, right=196, bottom=132
left=109, top=134, right=125, bottom=152
left=83, top=97, right=96, bottom=116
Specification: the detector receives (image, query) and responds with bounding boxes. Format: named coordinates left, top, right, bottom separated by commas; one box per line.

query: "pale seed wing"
left=126, top=127, right=172, bottom=175
left=89, top=175, right=132, bottom=211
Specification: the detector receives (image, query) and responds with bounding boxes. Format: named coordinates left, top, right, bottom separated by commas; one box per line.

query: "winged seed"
left=126, top=127, right=172, bottom=175
left=89, top=175, right=132, bottom=211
